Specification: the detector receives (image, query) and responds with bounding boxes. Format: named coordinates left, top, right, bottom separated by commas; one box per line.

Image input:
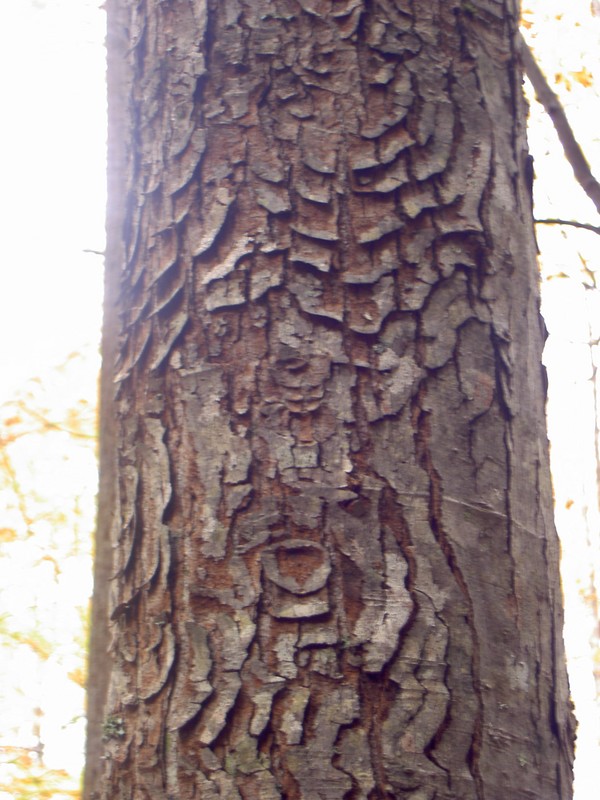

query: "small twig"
left=535, top=218, right=600, bottom=235
left=517, top=32, right=600, bottom=216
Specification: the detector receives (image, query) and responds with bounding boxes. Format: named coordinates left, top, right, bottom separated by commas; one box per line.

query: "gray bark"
left=91, top=2, right=575, bottom=799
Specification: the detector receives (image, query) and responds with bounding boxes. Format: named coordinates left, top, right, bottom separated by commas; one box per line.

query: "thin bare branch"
left=518, top=31, right=600, bottom=216
left=535, top=218, right=600, bottom=235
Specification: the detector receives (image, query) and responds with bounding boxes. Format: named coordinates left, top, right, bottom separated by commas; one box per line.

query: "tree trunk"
left=93, top=1, right=575, bottom=798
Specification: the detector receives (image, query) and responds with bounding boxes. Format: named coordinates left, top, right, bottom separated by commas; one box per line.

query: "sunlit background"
left=0, top=1, right=104, bottom=797
left=0, top=1, right=597, bottom=798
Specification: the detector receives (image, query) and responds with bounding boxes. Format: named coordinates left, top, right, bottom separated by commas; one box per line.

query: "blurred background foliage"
left=0, top=352, right=98, bottom=800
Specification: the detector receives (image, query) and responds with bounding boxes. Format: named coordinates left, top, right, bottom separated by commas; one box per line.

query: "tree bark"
left=94, top=1, right=575, bottom=799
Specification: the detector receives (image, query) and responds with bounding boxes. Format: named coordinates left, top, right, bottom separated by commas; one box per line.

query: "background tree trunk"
left=83, top=4, right=129, bottom=798
left=93, top=1, right=575, bottom=798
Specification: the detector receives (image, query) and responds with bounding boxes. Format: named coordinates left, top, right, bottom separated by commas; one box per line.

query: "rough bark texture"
left=97, top=1, right=575, bottom=799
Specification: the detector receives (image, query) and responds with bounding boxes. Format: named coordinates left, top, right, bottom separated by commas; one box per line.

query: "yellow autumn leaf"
left=0, top=527, right=18, bottom=542
left=15, top=751, right=34, bottom=770
left=12, top=631, right=53, bottom=661
left=555, top=72, right=572, bottom=91
left=0, top=768, right=80, bottom=800
left=519, top=7, right=534, bottom=28
left=571, top=67, right=593, bottom=88
left=68, top=666, right=87, bottom=688
left=39, top=554, right=61, bottom=578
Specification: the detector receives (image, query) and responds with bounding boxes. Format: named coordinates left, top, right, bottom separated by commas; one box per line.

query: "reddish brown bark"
left=91, top=2, right=574, bottom=799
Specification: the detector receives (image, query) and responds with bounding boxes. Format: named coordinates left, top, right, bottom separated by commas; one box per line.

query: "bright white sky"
left=0, top=1, right=598, bottom=798
left=0, top=0, right=105, bottom=396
